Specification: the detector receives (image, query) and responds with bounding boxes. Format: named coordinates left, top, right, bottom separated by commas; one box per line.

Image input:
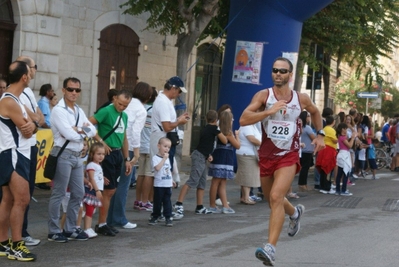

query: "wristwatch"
left=77, top=127, right=82, bottom=132
left=33, top=121, right=40, bottom=128
left=317, top=130, right=325, bottom=136
left=125, top=157, right=131, bottom=162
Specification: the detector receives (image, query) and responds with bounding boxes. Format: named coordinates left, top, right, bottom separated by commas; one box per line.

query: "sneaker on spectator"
left=7, top=241, right=36, bottom=262
left=84, top=228, right=98, bottom=239
left=208, top=207, right=222, bottom=214
left=250, top=195, right=262, bottom=202
left=133, top=200, right=141, bottom=210
left=22, top=236, right=40, bottom=246
left=47, top=233, right=68, bottom=243
left=352, top=173, right=359, bottom=179
left=341, top=191, right=353, bottom=196
left=173, top=204, right=184, bottom=216
left=222, top=207, right=235, bottom=214
left=331, top=184, right=336, bottom=190
left=122, top=222, right=137, bottom=229
left=319, top=190, right=329, bottom=194
left=215, top=198, right=230, bottom=206
left=148, top=217, right=158, bottom=225
left=255, top=243, right=275, bottom=266
left=172, top=212, right=183, bottom=220
left=0, top=238, right=11, bottom=257
left=327, top=189, right=336, bottom=194
left=165, top=219, right=173, bottom=227
left=63, top=228, right=88, bottom=241
left=288, top=204, right=305, bottom=237
left=95, top=224, right=115, bottom=236
left=141, top=201, right=153, bottom=212
left=108, top=225, right=119, bottom=234
left=195, top=207, right=213, bottom=214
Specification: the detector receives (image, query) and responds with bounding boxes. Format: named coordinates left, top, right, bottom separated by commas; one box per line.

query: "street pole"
left=366, top=98, right=369, bottom=115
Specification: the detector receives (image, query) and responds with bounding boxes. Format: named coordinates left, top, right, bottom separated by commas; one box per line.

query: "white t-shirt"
left=358, top=148, right=366, bottom=161
left=86, top=162, right=104, bottom=190
left=236, top=123, right=261, bottom=155
left=151, top=93, right=176, bottom=133
left=19, top=87, right=38, bottom=146
left=139, top=104, right=153, bottom=154
left=152, top=154, right=173, bottom=187
left=124, top=97, right=147, bottom=150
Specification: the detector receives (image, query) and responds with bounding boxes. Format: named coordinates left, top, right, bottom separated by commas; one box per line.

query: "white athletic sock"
left=290, top=207, right=299, bottom=220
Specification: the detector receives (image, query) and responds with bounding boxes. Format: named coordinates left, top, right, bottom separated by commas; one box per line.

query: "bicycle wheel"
left=375, top=148, right=388, bottom=170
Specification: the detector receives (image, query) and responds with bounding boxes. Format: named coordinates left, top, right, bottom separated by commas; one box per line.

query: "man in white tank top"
left=240, top=57, right=325, bottom=266
left=0, top=61, right=37, bottom=261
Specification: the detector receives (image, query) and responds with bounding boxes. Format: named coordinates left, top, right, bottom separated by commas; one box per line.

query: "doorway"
left=97, top=24, right=139, bottom=108
left=0, top=0, right=16, bottom=81
left=190, top=44, right=223, bottom=152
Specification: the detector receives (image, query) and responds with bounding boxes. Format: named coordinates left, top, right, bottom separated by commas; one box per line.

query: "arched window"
left=190, top=43, right=223, bottom=151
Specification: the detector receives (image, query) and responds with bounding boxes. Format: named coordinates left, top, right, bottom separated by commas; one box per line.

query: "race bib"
left=267, top=120, right=295, bottom=141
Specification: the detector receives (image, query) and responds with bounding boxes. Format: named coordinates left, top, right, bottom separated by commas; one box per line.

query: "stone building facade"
left=1, top=0, right=224, bottom=155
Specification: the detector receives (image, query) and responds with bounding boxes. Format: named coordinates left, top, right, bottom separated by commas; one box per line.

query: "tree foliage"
left=119, top=0, right=226, bottom=80
left=334, top=75, right=399, bottom=118
left=302, top=0, right=399, bottom=85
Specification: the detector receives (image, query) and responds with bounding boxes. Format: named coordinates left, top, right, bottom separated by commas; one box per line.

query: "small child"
left=60, top=139, right=88, bottom=230
left=83, top=143, right=106, bottom=238
left=149, top=137, right=175, bottom=226
left=174, top=110, right=227, bottom=216
left=357, top=140, right=369, bottom=178
left=368, top=138, right=380, bottom=179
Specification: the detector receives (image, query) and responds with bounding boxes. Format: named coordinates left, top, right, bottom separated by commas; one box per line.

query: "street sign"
left=357, top=92, right=379, bottom=98
left=370, top=97, right=382, bottom=109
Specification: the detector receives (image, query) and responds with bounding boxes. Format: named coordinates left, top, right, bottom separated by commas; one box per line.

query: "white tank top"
left=0, top=92, right=31, bottom=159
left=260, top=88, right=302, bottom=158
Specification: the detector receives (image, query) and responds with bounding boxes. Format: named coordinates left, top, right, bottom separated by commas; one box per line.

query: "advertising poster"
left=232, top=40, right=263, bottom=84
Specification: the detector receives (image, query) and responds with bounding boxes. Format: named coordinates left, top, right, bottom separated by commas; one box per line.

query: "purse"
left=157, top=123, right=180, bottom=146
left=43, top=141, right=69, bottom=180
left=166, top=131, right=180, bottom=146
left=44, top=111, right=80, bottom=180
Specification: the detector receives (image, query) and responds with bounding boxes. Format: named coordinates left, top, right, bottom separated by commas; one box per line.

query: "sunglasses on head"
left=65, top=87, right=82, bottom=93
left=272, top=68, right=291, bottom=74
left=30, top=65, right=37, bottom=70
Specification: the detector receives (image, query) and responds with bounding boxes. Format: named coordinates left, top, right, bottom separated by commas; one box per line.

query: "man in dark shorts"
left=0, top=61, right=37, bottom=261
left=240, top=57, right=325, bottom=266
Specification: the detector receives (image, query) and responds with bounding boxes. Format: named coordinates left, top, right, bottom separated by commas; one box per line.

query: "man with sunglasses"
left=240, top=57, right=325, bottom=266
left=48, top=77, right=96, bottom=242
left=150, top=76, right=189, bottom=218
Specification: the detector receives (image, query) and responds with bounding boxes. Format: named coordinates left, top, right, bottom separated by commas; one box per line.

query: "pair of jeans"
left=22, top=145, right=37, bottom=237
left=335, top=166, right=348, bottom=193
left=298, top=152, right=313, bottom=186
left=107, top=151, right=135, bottom=226
left=48, top=150, right=84, bottom=234
left=151, top=187, right=172, bottom=219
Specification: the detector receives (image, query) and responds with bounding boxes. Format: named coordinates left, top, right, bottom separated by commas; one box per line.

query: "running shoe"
left=255, top=243, right=275, bottom=266
left=195, top=207, right=213, bottom=214
left=208, top=207, right=222, bottom=214
left=8, top=241, right=36, bottom=261
left=221, top=207, right=235, bottom=214
left=0, top=239, right=11, bottom=257
left=288, top=204, right=305, bottom=237
left=22, top=236, right=40, bottom=246
left=173, top=204, right=184, bottom=216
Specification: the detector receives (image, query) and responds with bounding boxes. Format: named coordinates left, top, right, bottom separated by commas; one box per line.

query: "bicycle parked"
left=375, top=141, right=392, bottom=170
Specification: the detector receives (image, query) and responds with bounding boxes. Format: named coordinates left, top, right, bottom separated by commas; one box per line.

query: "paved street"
left=5, top=157, right=399, bottom=267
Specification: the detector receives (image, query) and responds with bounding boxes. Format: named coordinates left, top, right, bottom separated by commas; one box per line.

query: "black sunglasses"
left=30, top=65, right=37, bottom=70
left=272, top=68, right=291, bottom=74
left=65, top=87, right=82, bottom=93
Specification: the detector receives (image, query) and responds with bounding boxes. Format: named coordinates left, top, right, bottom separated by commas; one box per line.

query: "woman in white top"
left=235, top=122, right=261, bottom=204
